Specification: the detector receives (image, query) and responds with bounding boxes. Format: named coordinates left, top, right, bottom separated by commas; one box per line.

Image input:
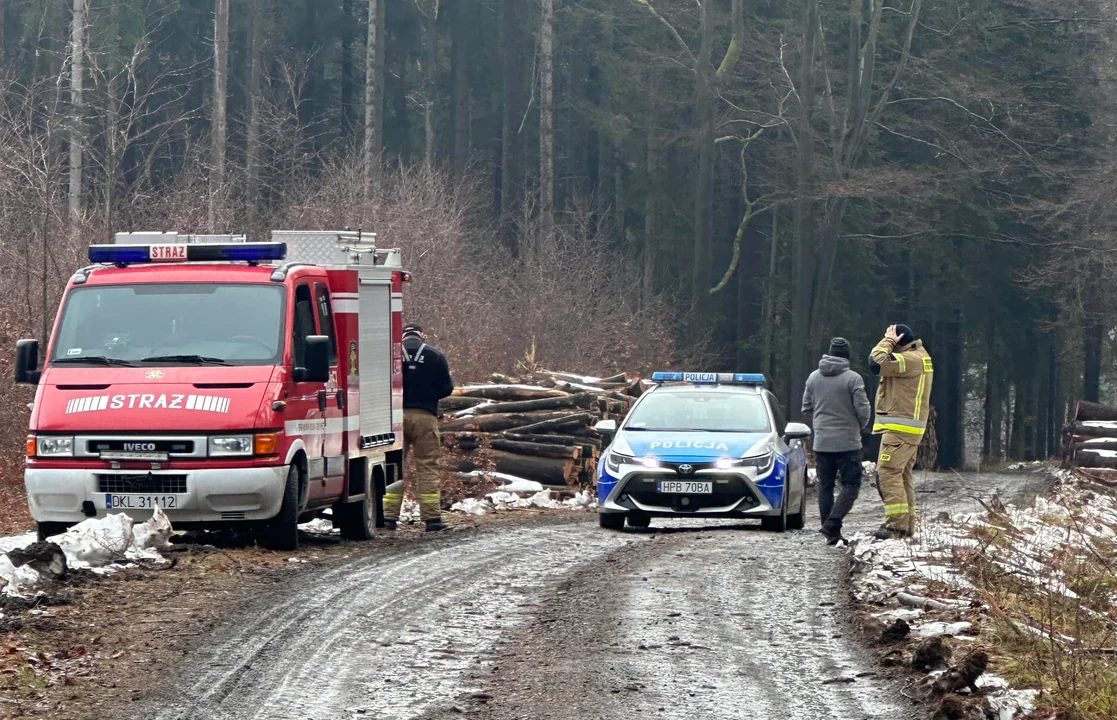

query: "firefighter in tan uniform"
left=383, top=323, right=454, bottom=532
left=868, top=324, right=933, bottom=540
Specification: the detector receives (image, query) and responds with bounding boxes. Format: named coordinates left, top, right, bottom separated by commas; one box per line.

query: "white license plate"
left=657, top=481, right=712, bottom=494
left=105, top=494, right=180, bottom=510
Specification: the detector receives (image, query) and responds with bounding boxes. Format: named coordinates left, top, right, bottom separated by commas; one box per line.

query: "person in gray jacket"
left=801, top=337, right=872, bottom=544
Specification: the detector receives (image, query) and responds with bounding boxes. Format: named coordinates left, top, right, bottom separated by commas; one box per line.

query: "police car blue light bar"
left=651, top=371, right=767, bottom=385
left=89, top=242, right=287, bottom=265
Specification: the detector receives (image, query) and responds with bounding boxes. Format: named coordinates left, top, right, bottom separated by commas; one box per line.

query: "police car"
left=594, top=372, right=811, bottom=531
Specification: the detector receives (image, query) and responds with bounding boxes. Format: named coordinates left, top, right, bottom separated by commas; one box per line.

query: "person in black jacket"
left=383, top=323, right=455, bottom=532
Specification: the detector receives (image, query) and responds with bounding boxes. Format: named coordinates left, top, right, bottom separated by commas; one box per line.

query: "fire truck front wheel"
left=259, top=464, right=300, bottom=551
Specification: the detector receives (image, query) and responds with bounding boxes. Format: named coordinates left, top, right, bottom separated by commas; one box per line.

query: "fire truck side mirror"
left=15, top=339, right=41, bottom=385
left=295, top=335, right=331, bottom=384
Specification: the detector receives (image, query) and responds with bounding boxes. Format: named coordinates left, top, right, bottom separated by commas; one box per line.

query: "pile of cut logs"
left=1062, top=400, right=1117, bottom=487
left=438, top=371, right=643, bottom=488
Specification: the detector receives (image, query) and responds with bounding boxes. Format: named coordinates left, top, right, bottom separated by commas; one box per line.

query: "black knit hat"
left=403, top=323, right=424, bottom=338
left=828, top=337, right=851, bottom=359
left=895, top=324, right=916, bottom=346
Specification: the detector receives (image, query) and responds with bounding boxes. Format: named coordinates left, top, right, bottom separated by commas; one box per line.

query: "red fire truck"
left=15, top=230, right=407, bottom=550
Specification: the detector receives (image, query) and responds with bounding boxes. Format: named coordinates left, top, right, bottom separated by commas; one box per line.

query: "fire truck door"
left=314, top=282, right=345, bottom=499
left=290, top=283, right=327, bottom=494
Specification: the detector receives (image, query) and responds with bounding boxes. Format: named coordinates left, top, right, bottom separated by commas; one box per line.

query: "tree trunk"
left=245, top=0, right=263, bottom=229
left=762, top=208, right=780, bottom=381
left=341, top=0, right=355, bottom=136
left=691, top=0, right=715, bottom=316
left=982, top=326, right=995, bottom=463
left=422, top=1, right=437, bottom=171
left=1048, top=346, right=1061, bottom=457
left=499, top=0, right=525, bottom=255
left=1009, top=384, right=1025, bottom=460
left=937, top=305, right=964, bottom=469
left=363, top=0, right=384, bottom=206
left=1083, top=306, right=1103, bottom=403
left=0, top=0, right=5, bottom=63
left=1035, top=343, right=1050, bottom=460
left=1073, top=400, right=1117, bottom=422
left=788, top=0, right=818, bottom=418
left=68, top=0, right=86, bottom=231
left=209, top=0, right=229, bottom=233
left=491, top=452, right=575, bottom=485
left=539, top=0, right=555, bottom=237
left=450, top=0, right=472, bottom=176
left=466, top=393, right=594, bottom=416
left=642, top=132, right=659, bottom=309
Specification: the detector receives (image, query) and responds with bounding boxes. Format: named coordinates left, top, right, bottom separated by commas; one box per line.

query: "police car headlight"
left=741, top=452, right=774, bottom=473
left=208, top=435, right=254, bottom=457
left=606, top=451, right=632, bottom=473
left=715, top=457, right=740, bottom=470
left=33, top=436, right=74, bottom=457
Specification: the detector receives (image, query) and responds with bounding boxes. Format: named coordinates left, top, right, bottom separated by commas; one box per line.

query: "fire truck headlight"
left=208, top=435, right=254, bottom=457
left=33, top=436, right=74, bottom=457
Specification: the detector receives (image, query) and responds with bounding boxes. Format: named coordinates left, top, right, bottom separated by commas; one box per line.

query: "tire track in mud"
left=143, top=521, right=631, bottom=720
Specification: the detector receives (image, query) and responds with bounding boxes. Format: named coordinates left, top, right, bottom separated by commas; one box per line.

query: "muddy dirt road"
left=143, top=471, right=1041, bottom=720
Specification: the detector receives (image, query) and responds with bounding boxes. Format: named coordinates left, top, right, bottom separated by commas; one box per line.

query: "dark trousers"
left=816, top=450, right=863, bottom=531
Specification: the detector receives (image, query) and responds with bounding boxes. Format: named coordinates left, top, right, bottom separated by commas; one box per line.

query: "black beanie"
left=828, top=337, right=851, bottom=359
left=894, top=324, right=915, bottom=346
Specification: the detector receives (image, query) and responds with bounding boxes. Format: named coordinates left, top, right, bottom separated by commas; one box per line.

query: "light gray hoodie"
left=801, top=355, right=872, bottom=453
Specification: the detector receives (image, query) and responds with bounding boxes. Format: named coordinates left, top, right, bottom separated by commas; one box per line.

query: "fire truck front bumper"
left=25, top=465, right=288, bottom=526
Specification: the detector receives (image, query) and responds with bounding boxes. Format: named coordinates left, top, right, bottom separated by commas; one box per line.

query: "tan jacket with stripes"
left=869, top=337, right=933, bottom=445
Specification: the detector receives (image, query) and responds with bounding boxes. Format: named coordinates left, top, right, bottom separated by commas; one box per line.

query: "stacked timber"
left=1062, top=401, right=1117, bottom=487
left=438, top=370, right=643, bottom=488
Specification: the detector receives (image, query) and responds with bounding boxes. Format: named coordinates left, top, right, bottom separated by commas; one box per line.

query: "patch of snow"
left=450, top=498, right=489, bottom=516
left=911, top=621, right=973, bottom=638
left=0, top=554, right=42, bottom=596
left=1081, top=420, right=1117, bottom=429
left=0, top=532, right=37, bottom=554
left=298, top=517, right=339, bottom=535
left=984, top=688, right=1040, bottom=720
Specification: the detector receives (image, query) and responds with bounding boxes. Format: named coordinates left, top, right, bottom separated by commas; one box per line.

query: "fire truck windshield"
left=51, top=283, right=287, bottom=366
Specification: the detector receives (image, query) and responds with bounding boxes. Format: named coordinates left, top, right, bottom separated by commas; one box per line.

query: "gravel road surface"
left=144, top=470, right=1047, bottom=720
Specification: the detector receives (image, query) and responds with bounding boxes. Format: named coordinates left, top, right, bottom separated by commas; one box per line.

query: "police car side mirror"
left=594, top=419, right=617, bottom=435
left=783, top=422, right=811, bottom=442
left=295, top=335, right=331, bottom=383
left=15, top=339, right=41, bottom=385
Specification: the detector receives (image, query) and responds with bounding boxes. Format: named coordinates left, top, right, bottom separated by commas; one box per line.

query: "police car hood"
left=33, top=365, right=278, bottom=432
left=620, top=430, right=771, bottom=462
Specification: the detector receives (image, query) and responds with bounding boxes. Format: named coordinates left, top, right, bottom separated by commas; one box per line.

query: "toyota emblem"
left=677, top=464, right=694, bottom=476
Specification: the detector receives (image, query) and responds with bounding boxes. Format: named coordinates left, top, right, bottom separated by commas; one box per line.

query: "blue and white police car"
left=594, top=372, right=811, bottom=531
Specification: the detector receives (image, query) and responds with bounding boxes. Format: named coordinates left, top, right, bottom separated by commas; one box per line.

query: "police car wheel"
left=260, top=464, right=300, bottom=551
left=787, top=486, right=806, bottom=531
left=599, top=512, right=626, bottom=530
left=760, top=476, right=789, bottom=532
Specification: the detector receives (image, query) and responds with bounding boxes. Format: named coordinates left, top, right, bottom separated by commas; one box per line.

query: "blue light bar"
left=651, top=371, right=767, bottom=386
left=89, top=242, right=287, bottom=265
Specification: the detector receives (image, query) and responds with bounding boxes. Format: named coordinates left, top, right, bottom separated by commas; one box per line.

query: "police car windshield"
left=51, top=283, right=286, bottom=366
left=624, top=390, right=771, bottom=433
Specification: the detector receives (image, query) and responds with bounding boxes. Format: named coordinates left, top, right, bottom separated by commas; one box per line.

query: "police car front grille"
left=622, top=474, right=759, bottom=511
left=97, top=474, right=188, bottom=494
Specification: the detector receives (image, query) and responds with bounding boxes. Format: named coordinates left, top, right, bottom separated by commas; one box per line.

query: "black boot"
left=821, top=519, right=844, bottom=546
left=383, top=519, right=397, bottom=531
left=872, top=526, right=911, bottom=541
left=425, top=518, right=446, bottom=533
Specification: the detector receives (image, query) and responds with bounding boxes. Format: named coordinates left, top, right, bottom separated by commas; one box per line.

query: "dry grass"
left=959, top=494, right=1117, bottom=720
